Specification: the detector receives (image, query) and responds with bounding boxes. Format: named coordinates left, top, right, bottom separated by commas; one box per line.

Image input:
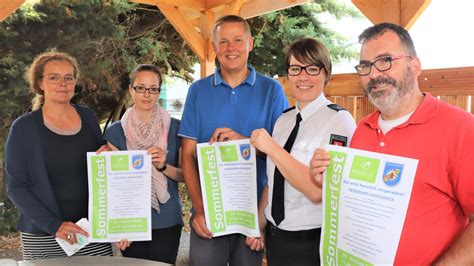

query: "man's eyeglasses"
left=132, top=86, right=161, bottom=94
left=355, top=55, right=413, bottom=76
left=287, top=65, right=324, bottom=76
left=42, top=74, right=76, bottom=84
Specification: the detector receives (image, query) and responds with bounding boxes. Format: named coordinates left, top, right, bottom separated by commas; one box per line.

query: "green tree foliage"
left=0, top=0, right=198, bottom=233
left=249, top=0, right=361, bottom=77
left=0, top=0, right=361, bottom=233
left=0, top=1, right=196, bottom=132
left=0, top=1, right=360, bottom=129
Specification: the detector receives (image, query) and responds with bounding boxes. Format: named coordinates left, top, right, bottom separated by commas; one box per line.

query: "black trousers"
left=265, top=223, right=321, bottom=266
left=122, top=224, right=183, bottom=264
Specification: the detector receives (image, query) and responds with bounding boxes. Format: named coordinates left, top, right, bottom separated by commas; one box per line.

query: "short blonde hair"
left=211, top=15, right=251, bottom=43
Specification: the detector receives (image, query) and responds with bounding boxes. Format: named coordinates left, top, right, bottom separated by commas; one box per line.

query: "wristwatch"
left=157, top=164, right=167, bottom=172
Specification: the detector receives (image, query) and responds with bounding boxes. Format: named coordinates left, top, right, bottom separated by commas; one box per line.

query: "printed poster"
left=321, top=145, right=418, bottom=265
left=197, top=139, right=260, bottom=237
left=87, top=150, right=151, bottom=242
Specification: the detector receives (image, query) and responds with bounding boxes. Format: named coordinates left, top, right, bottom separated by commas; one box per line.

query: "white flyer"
left=87, top=150, right=151, bottom=242
left=196, top=139, right=259, bottom=237
left=55, top=218, right=90, bottom=256
left=320, top=145, right=418, bottom=265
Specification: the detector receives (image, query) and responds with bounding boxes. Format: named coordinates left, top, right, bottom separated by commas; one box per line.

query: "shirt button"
left=380, top=142, right=385, bottom=147
left=232, top=91, right=235, bottom=95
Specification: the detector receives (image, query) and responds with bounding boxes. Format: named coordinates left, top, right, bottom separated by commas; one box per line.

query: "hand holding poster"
left=197, top=139, right=259, bottom=237
left=321, top=145, right=418, bottom=265
left=87, top=150, right=151, bottom=242
left=55, top=218, right=90, bottom=256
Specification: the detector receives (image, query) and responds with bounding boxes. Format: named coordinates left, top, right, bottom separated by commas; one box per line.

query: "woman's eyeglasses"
left=132, top=86, right=161, bottom=94
left=287, top=65, right=324, bottom=76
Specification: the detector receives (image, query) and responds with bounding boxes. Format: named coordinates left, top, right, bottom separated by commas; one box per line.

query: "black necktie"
left=272, top=112, right=302, bottom=226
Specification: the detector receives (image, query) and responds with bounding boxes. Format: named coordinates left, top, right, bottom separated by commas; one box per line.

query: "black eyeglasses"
left=287, top=65, right=324, bottom=76
left=132, top=86, right=161, bottom=94
left=355, top=55, right=412, bottom=76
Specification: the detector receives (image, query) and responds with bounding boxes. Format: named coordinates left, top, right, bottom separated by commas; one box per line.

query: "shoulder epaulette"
left=327, top=104, right=346, bottom=112
left=283, top=106, right=296, bottom=113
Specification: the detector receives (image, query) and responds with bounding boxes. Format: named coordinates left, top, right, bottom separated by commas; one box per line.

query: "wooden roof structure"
left=130, top=0, right=312, bottom=77
left=2, top=0, right=473, bottom=118
left=2, top=0, right=432, bottom=77
left=128, top=0, right=432, bottom=77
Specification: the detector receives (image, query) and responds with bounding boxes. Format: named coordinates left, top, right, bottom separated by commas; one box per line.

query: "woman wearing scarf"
left=104, top=64, right=184, bottom=264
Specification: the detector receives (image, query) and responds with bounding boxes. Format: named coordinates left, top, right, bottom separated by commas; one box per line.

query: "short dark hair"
left=285, top=38, right=332, bottom=86
left=129, top=64, right=162, bottom=88
left=358, top=22, right=417, bottom=56
left=211, top=15, right=251, bottom=43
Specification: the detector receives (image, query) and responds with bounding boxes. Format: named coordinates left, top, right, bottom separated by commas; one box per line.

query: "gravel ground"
left=0, top=232, right=190, bottom=265
left=0, top=234, right=21, bottom=261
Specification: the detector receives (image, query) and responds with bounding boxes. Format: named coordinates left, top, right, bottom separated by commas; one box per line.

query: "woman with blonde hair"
left=4, top=51, right=112, bottom=259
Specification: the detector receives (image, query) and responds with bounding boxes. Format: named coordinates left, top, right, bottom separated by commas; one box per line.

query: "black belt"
left=267, top=222, right=321, bottom=241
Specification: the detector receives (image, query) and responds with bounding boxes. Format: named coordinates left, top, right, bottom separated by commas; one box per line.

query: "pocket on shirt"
left=291, top=138, right=323, bottom=165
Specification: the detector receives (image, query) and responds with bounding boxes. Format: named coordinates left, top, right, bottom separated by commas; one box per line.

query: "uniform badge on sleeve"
left=329, top=134, right=348, bottom=147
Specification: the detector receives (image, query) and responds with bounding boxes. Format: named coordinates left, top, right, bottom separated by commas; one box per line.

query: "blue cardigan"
left=4, top=105, right=104, bottom=235
left=104, top=118, right=183, bottom=229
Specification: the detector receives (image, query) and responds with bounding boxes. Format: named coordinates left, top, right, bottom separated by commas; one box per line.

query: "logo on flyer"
left=382, top=162, right=403, bottom=186
left=349, top=156, right=380, bottom=183
left=240, top=144, right=251, bottom=160
left=132, top=154, right=144, bottom=170
left=111, top=155, right=129, bottom=171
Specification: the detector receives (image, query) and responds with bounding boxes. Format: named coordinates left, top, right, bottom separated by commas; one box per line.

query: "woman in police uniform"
left=249, top=38, right=356, bottom=265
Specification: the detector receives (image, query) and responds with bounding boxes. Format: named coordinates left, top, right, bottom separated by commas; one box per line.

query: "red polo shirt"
left=351, top=93, right=474, bottom=264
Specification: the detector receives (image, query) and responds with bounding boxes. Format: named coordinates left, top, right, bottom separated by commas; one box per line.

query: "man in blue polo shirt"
left=178, top=15, right=288, bottom=266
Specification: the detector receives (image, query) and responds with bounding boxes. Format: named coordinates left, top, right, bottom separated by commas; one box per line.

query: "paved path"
left=0, top=232, right=191, bottom=265
left=176, top=231, right=190, bottom=265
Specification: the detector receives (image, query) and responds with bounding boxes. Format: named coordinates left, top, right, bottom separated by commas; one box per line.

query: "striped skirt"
left=20, top=232, right=113, bottom=260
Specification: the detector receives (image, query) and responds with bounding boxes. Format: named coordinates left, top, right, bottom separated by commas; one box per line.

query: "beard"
left=363, top=67, right=415, bottom=117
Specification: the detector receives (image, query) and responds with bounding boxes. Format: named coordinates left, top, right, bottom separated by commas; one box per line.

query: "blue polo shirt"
left=178, top=65, right=288, bottom=198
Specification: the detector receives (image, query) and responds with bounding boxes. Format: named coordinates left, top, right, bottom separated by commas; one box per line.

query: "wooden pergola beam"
left=240, top=0, right=309, bottom=19
left=351, top=0, right=431, bottom=29
left=401, top=0, right=432, bottom=29
left=0, top=0, right=24, bottom=22
left=222, top=0, right=246, bottom=16
left=200, top=10, right=216, bottom=77
left=155, top=3, right=206, bottom=62
left=132, top=0, right=311, bottom=77
left=131, top=0, right=205, bottom=11
left=2, top=0, right=434, bottom=79
left=207, top=0, right=235, bottom=10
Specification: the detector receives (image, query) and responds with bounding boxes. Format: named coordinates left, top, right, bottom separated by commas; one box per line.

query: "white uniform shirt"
left=265, top=93, right=356, bottom=231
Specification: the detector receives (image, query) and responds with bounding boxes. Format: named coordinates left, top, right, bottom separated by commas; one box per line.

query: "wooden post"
left=200, top=10, right=216, bottom=77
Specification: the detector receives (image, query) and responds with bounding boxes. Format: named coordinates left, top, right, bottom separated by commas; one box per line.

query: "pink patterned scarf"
left=121, top=105, right=170, bottom=213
